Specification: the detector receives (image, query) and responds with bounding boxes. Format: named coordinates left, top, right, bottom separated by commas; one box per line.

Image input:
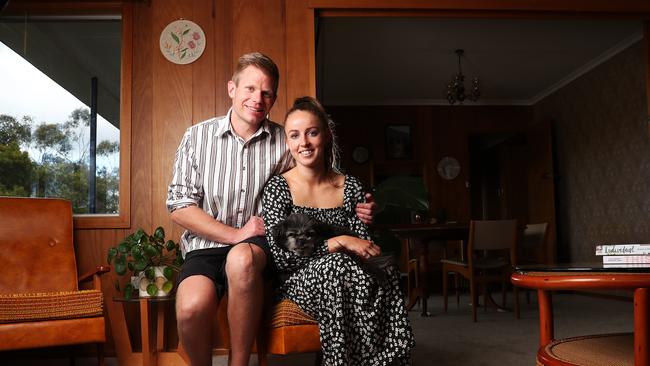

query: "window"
left=0, top=3, right=131, bottom=228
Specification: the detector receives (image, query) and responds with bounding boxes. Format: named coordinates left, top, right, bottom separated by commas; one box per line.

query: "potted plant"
left=107, top=226, right=183, bottom=300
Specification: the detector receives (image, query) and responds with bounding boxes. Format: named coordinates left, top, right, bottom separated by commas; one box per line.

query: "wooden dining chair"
left=396, top=237, right=420, bottom=310
left=441, top=219, right=518, bottom=322
left=515, top=222, right=548, bottom=317
left=444, top=239, right=466, bottom=308
left=519, top=223, right=548, bottom=266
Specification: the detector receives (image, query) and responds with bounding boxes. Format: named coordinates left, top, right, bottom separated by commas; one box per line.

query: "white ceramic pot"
left=136, top=266, right=173, bottom=297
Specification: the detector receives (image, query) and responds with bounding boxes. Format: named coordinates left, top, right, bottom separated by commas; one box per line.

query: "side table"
left=110, top=296, right=184, bottom=366
left=512, top=263, right=650, bottom=366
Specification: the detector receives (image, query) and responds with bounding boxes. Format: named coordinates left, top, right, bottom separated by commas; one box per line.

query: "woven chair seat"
left=537, top=333, right=633, bottom=366
left=0, top=289, right=103, bottom=323
left=267, top=299, right=317, bottom=329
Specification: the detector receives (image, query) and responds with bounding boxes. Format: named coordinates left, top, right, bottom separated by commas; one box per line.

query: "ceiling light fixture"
left=446, top=49, right=480, bottom=105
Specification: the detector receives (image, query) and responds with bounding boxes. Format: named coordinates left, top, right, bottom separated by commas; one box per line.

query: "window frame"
left=3, top=1, right=132, bottom=228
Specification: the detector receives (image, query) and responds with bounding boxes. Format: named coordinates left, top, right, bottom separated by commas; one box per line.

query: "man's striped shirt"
left=166, top=109, right=293, bottom=255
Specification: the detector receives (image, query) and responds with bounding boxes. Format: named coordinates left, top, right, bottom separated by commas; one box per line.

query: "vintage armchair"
left=0, top=197, right=109, bottom=363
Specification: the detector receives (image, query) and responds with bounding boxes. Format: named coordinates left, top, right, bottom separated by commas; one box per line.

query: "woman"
left=262, top=96, right=414, bottom=366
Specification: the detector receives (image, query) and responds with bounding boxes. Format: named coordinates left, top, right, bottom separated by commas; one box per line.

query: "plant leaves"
left=174, top=255, right=184, bottom=266
left=171, top=32, right=180, bottom=44
left=131, top=246, right=143, bottom=261
left=154, top=226, right=165, bottom=241
left=107, top=247, right=117, bottom=264
left=145, top=267, right=155, bottom=280
left=144, top=244, right=158, bottom=258
left=134, top=229, right=146, bottom=242
left=182, top=28, right=190, bottom=35
left=165, top=240, right=175, bottom=251
left=146, top=283, right=158, bottom=297
left=162, top=281, right=173, bottom=293
left=124, top=283, right=134, bottom=300
left=114, top=257, right=127, bottom=275
left=117, top=241, right=130, bottom=253
left=134, top=258, right=147, bottom=271
left=163, top=266, right=174, bottom=280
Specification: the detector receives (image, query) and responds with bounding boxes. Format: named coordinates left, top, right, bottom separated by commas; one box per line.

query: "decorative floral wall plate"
left=159, top=19, right=205, bottom=65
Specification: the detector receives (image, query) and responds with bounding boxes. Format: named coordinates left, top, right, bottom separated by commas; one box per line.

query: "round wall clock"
left=159, top=19, right=206, bottom=65
left=352, top=146, right=370, bottom=164
left=437, top=156, right=461, bottom=180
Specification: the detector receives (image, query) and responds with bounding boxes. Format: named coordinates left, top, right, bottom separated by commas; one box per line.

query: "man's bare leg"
left=225, top=243, right=267, bottom=366
left=176, top=275, right=218, bottom=366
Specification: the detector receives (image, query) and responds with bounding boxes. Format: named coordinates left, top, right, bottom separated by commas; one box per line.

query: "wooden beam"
left=3, top=1, right=122, bottom=14
left=286, top=0, right=316, bottom=105
left=309, top=0, right=650, bottom=15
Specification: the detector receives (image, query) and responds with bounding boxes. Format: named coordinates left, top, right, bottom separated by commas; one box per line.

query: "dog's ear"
left=270, top=221, right=288, bottom=241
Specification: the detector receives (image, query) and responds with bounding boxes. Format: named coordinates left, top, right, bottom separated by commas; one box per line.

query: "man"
left=167, top=52, right=374, bottom=366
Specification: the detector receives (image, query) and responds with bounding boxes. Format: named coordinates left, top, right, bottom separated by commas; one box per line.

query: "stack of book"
left=595, top=244, right=650, bottom=267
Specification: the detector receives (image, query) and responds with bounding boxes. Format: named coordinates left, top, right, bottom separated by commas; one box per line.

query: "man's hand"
left=355, top=193, right=377, bottom=225
left=233, top=215, right=265, bottom=243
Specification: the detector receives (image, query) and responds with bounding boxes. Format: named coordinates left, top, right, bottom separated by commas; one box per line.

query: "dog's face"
left=272, top=213, right=328, bottom=257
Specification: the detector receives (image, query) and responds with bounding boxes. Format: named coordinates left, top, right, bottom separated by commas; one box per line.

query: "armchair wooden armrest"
left=78, top=265, right=111, bottom=290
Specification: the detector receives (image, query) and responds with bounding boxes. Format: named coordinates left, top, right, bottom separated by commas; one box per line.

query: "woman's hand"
left=327, top=235, right=381, bottom=259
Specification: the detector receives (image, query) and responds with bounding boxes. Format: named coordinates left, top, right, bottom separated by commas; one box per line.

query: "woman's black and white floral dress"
left=262, top=174, right=415, bottom=366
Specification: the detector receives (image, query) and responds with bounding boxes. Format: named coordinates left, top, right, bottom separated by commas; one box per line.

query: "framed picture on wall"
left=385, top=125, right=412, bottom=159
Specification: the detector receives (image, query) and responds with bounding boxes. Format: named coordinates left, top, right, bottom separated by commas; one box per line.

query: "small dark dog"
left=271, top=213, right=392, bottom=286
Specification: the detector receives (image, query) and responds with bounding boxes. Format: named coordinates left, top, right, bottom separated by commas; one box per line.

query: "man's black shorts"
left=177, top=235, right=272, bottom=297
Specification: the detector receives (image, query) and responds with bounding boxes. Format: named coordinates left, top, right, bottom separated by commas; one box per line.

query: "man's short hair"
left=232, top=52, right=279, bottom=95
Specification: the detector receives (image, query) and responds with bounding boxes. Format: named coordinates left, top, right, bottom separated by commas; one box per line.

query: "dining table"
left=386, top=222, right=469, bottom=316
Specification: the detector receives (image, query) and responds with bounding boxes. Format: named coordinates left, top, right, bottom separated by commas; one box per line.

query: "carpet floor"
left=250, top=291, right=634, bottom=365
left=1, top=292, right=634, bottom=365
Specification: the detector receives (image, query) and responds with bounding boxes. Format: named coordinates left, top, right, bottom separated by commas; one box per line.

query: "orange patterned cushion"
left=268, top=299, right=317, bottom=328
left=0, top=290, right=103, bottom=323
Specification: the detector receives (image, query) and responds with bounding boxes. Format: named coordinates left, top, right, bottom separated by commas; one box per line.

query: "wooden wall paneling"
left=285, top=0, right=316, bottom=105
left=191, top=0, right=217, bottom=123
left=432, top=107, right=470, bottom=222
left=643, top=21, right=650, bottom=134
left=152, top=0, right=195, bottom=234
left=231, top=0, right=287, bottom=121
left=74, top=228, right=128, bottom=357
left=132, top=0, right=154, bottom=233
left=161, top=0, right=219, bottom=245
left=416, top=106, right=435, bottom=216
left=214, top=0, right=234, bottom=114
left=331, top=106, right=532, bottom=224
